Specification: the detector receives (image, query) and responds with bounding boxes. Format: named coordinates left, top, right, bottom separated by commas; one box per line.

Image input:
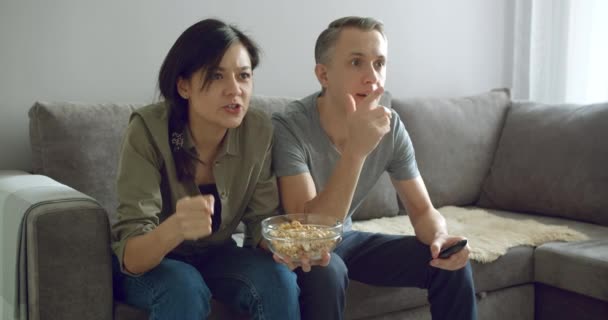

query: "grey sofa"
left=1, top=89, right=607, bottom=320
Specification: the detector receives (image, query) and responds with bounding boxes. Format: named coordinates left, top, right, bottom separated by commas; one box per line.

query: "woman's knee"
left=148, top=259, right=212, bottom=315
left=257, top=261, right=300, bottom=298
left=252, top=260, right=300, bottom=318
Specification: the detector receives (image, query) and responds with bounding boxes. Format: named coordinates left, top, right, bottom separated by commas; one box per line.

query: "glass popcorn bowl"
left=262, top=214, right=343, bottom=264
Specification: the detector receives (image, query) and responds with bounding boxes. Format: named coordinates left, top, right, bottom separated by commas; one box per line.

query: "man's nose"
left=363, top=65, right=380, bottom=84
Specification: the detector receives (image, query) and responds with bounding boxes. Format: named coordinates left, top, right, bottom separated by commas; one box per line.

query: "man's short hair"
left=314, top=16, right=386, bottom=65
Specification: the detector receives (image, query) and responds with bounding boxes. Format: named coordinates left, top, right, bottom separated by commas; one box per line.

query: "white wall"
left=0, top=0, right=513, bottom=171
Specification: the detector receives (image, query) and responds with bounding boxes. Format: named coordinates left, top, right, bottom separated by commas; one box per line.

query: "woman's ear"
left=177, top=77, right=190, bottom=99
left=314, top=63, right=329, bottom=91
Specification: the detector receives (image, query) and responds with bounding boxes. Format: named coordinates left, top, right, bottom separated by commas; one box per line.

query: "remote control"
left=438, top=239, right=468, bottom=259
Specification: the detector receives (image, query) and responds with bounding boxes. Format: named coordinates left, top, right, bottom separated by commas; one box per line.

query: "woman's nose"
left=225, top=76, right=242, bottom=96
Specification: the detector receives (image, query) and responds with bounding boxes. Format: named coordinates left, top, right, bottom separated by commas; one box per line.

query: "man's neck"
left=317, top=94, right=348, bottom=152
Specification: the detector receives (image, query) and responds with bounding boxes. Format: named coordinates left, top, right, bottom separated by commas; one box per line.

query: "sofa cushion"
left=535, top=283, right=608, bottom=320
left=114, top=300, right=248, bottom=320
left=351, top=172, right=400, bottom=220
left=472, top=246, right=534, bottom=292
left=250, top=95, right=294, bottom=115
left=535, top=240, right=608, bottom=302
left=391, top=89, right=510, bottom=208
left=478, top=101, right=608, bottom=226
left=29, top=102, right=139, bottom=222
left=345, top=281, right=428, bottom=319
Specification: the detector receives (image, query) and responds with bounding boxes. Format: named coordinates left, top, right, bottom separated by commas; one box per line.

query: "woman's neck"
left=188, top=117, right=227, bottom=164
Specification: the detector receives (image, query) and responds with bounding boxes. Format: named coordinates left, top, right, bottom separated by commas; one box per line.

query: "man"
left=272, top=16, right=477, bottom=319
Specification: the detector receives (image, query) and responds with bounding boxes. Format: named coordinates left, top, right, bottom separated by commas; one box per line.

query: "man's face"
left=319, top=27, right=387, bottom=106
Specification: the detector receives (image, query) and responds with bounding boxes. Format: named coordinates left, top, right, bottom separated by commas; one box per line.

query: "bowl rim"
left=262, top=213, right=343, bottom=242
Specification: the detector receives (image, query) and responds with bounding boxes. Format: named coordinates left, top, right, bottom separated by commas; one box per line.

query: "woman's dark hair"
left=158, top=18, right=260, bottom=181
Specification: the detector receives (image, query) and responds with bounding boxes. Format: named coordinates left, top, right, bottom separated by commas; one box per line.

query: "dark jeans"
left=112, top=243, right=300, bottom=320
left=297, top=231, right=478, bottom=320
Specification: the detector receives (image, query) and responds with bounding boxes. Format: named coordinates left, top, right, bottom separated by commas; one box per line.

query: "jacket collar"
left=183, top=124, right=240, bottom=159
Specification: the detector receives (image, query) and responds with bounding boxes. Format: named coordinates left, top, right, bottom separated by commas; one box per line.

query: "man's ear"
left=177, top=77, right=190, bottom=99
left=314, top=63, right=329, bottom=91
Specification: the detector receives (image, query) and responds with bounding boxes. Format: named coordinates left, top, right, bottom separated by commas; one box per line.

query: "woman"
left=111, top=19, right=299, bottom=319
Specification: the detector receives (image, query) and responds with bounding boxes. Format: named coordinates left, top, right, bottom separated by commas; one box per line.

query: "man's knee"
left=300, top=252, right=348, bottom=293
left=458, top=261, right=475, bottom=288
left=323, top=253, right=349, bottom=285
left=436, top=260, right=475, bottom=293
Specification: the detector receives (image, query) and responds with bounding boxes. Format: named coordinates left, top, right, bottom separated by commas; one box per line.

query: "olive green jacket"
left=111, top=101, right=278, bottom=273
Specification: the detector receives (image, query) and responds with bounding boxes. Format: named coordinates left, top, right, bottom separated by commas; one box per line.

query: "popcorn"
left=268, top=220, right=340, bottom=261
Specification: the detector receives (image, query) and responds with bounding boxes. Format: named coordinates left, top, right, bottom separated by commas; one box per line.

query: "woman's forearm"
left=122, top=215, right=184, bottom=274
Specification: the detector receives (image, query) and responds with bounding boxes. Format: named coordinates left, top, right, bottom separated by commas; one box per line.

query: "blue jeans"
left=297, top=231, right=478, bottom=320
left=112, top=242, right=300, bottom=320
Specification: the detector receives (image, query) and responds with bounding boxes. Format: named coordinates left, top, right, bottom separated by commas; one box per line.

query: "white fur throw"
left=351, top=206, right=589, bottom=263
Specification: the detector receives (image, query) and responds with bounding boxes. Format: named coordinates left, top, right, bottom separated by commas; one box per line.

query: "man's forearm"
left=304, top=152, right=366, bottom=221
left=411, top=208, right=448, bottom=245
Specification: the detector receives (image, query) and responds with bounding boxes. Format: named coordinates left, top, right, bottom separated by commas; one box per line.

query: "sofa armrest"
left=1, top=171, right=113, bottom=320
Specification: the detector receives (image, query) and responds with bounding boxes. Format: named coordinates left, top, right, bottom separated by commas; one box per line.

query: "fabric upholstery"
left=0, top=171, right=112, bottom=320
left=344, top=284, right=534, bottom=320
left=29, top=102, right=139, bottom=223
left=114, top=299, right=248, bottom=320
left=535, top=283, right=608, bottom=320
left=472, top=246, right=534, bottom=292
left=478, top=101, right=608, bottom=226
left=344, top=281, right=428, bottom=318
left=31, top=204, right=112, bottom=320
left=535, top=240, right=608, bottom=302
left=249, top=95, right=294, bottom=115
left=351, top=172, right=399, bottom=220
left=476, top=284, right=534, bottom=320
left=391, top=89, right=510, bottom=208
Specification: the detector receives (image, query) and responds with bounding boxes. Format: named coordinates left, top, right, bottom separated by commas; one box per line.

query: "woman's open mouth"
left=223, top=103, right=242, bottom=114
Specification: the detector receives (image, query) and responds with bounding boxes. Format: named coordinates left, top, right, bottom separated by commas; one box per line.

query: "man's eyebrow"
left=348, top=52, right=386, bottom=60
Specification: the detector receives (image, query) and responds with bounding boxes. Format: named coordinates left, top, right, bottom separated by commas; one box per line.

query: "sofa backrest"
left=391, top=89, right=511, bottom=208
left=29, top=102, right=140, bottom=223
left=478, top=101, right=608, bottom=226
left=28, top=95, right=398, bottom=223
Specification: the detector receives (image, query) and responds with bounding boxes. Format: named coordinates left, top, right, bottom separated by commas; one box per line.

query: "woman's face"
left=178, top=42, right=253, bottom=130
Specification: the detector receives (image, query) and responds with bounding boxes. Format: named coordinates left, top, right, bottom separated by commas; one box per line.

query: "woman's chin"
left=222, top=117, right=245, bottom=129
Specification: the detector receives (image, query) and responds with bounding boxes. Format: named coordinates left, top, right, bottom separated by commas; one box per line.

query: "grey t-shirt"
left=272, top=92, right=420, bottom=230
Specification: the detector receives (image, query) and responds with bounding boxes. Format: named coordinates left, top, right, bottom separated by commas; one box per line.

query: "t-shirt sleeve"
left=271, top=113, right=311, bottom=177
left=387, top=111, right=421, bottom=181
